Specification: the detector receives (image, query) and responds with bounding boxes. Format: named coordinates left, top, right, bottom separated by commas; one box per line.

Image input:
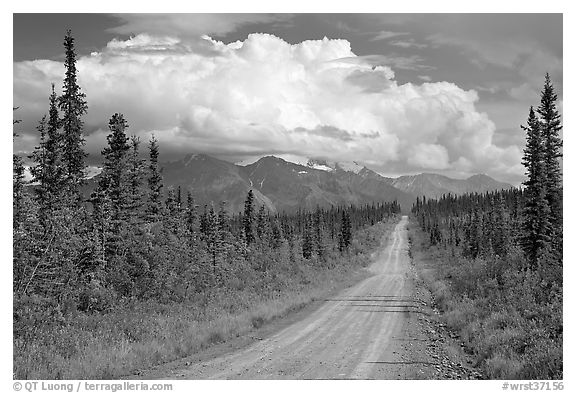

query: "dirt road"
left=162, top=216, right=420, bottom=379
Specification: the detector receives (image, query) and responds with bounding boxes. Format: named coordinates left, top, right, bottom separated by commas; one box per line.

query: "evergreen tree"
left=90, top=185, right=113, bottom=273
left=165, top=187, right=178, bottom=215
left=302, top=216, right=314, bottom=259
left=270, top=219, right=284, bottom=249
left=217, top=201, right=231, bottom=235
left=256, top=205, right=270, bottom=242
left=90, top=113, right=131, bottom=263
left=58, top=30, right=88, bottom=200
left=99, top=113, right=130, bottom=219
left=492, top=193, right=511, bottom=258
left=339, top=210, right=352, bottom=251
left=44, top=85, right=65, bottom=215
left=521, top=107, right=552, bottom=267
left=313, top=207, right=325, bottom=258
left=185, top=190, right=197, bottom=240
left=30, top=86, right=65, bottom=232
left=146, top=135, right=163, bottom=222
left=536, top=74, right=563, bottom=252
left=29, top=116, right=49, bottom=227
left=203, top=204, right=221, bottom=280
left=125, top=135, right=145, bottom=223
left=243, top=190, right=255, bottom=245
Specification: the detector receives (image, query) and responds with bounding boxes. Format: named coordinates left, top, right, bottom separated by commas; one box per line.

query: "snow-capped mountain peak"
left=335, top=161, right=364, bottom=174
left=306, top=158, right=334, bottom=172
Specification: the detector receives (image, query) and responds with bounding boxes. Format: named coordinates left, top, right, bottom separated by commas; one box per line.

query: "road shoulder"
left=402, top=221, right=483, bottom=380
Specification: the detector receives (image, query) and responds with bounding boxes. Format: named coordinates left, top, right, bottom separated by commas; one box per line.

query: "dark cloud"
left=108, top=14, right=293, bottom=38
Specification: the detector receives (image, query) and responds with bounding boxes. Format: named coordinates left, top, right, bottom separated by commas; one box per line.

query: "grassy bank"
left=407, top=221, right=562, bottom=380
left=14, top=218, right=397, bottom=379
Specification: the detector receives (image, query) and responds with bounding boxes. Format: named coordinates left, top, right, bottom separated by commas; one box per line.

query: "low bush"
left=408, top=224, right=562, bottom=379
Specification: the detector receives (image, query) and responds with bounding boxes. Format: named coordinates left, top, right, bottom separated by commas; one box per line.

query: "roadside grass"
left=407, top=222, right=562, bottom=380
left=14, top=219, right=396, bottom=380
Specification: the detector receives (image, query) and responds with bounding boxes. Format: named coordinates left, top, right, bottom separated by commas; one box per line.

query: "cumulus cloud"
left=13, top=33, right=521, bottom=181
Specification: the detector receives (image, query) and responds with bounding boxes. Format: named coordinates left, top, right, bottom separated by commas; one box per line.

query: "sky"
left=12, top=13, right=563, bottom=185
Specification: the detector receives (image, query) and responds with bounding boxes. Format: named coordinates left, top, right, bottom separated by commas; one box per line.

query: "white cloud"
left=13, top=33, right=521, bottom=181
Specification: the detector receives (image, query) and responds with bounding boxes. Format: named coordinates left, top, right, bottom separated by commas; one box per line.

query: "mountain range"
left=158, top=154, right=512, bottom=213
left=383, top=173, right=512, bottom=200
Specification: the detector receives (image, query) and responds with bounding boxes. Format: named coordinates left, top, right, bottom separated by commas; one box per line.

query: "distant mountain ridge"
left=69, top=153, right=512, bottom=214
left=385, top=172, right=513, bottom=199
left=156, top=154, right=512, bottom=213
left=240, top=155, right=414, bottom=212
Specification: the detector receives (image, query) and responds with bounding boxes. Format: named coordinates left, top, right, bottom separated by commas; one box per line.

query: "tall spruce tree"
left=30, top=87, right=65, bottom=232
left=313, top=207, right=325, bottom=258
left=58, top=30, right=88, bottom=200
left=521, top=106, right=552, bottom=267
left=217, top=201, right=231, bottom=235
left=29, top=116, right=49, bottom=227
left=536, top=74, right=563, bottom=251
left=203, top=204, right=221, bottom=279
left=163, top=186, right=183, bottom=235
left=146, top=135, right=163, bottom=222
left=302, top=216, right=314, bottom=259
left=44, top=85, right=65, bottom=213
left=125, top=135, right=145, bottom=223
left=99, top=113, right=130, bottom=218
left=243, top=190, right=255, bottom=245
left=270, top=219, right=283, bottom=249
left=339, top=210, right=352, bottom=252
left=185, top=190, right=197, bottom=240
left=256, top=205, right=270, bottom=242
left=92, top=113, right=130, bottom=263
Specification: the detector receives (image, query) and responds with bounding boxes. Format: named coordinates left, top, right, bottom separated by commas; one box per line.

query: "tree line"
left=412, top=74, right=562, bottom=283
left=13, top=31, right=401, bottom=314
